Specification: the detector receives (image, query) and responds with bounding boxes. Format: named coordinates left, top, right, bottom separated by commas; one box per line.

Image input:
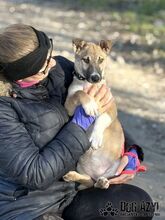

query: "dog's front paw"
left=64, top=102, right=75, bottom=116
left=94, top=176, right=110, bottom=189
left=89, top=129, right=103, bottom=149
left=82, top=99, right=98, bottom=116
left=63, top=171, right=78, bottom=182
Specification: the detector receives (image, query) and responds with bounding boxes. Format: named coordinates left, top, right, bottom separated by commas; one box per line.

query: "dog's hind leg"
left=94, top=176, right=110, bottom=189
left=63, top=171, right=94, bottom=187
left=94, top=159, right=121, bottom=189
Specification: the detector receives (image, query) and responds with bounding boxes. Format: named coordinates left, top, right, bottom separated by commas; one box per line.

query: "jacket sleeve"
left=0, top=100, right=90, bottom=190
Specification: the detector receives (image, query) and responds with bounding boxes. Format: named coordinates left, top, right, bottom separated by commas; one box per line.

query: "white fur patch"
left=94, top=176, right=110, bottom=189
left=90, top=113, right=112, bottom=149
left=82, top=99, right=98, bottom=116
left=67, top=78, right=90, bottom=97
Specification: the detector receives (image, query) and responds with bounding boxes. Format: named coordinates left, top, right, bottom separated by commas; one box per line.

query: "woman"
left=0, top=24, right=153, bottom=220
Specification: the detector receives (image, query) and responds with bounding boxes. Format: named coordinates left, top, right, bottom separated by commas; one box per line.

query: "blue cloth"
left=124, top=149, right=138, bottom=171
left=72, top=106, right=95, bottom=131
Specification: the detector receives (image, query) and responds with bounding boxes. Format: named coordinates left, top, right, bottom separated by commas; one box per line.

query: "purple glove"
left=122, top=148, right=147, bottom=174
left=72, top=105, right=95, bottom=131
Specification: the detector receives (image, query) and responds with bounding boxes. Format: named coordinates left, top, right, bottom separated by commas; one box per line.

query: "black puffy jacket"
left=0, top=56, right=90, bottom=220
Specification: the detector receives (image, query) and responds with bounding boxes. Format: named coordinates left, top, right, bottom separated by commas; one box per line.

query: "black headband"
left=0, top=27, right=51, bottom=81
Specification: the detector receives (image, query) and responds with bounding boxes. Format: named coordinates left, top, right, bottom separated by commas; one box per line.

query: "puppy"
left=63, top=39, right=124, bottom=189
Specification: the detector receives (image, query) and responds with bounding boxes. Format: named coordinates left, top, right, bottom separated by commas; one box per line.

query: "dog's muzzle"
left=89, top=73, right=102, bottom=83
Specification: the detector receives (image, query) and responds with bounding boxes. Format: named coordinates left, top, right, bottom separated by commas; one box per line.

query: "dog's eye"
left=82, top=57, right=90, bottom=64
left=98, top=57, right=104, bottom=63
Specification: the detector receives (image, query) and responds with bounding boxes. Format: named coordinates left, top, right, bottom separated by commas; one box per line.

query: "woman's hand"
left=84, top=84, right=114, bottom=114
left=108, top=148, right=147, bottom=185
left=108, top=155, right=135, bottom=185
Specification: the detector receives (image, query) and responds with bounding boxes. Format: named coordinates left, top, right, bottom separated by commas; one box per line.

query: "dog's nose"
left=90, top=73, right=101, bottom=83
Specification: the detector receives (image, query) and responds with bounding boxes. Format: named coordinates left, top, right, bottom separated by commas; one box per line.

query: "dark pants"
left=62, top=184, right=154, bottom=220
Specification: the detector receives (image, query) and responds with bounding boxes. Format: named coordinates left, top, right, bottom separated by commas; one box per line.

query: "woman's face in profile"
left=18, top=57, right=56, bottom=83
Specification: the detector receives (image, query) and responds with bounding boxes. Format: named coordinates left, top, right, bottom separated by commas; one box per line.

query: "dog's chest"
left=67, top=78, right=89, bottom=97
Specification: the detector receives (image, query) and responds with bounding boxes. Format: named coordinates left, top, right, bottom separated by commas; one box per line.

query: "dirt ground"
left=0, top=0, right=164, bottom=219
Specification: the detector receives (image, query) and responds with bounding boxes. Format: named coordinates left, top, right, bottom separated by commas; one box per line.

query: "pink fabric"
left=121, top=170, right=137, bottom=175
left=123, top=152, right=138, bottom=158
left=16, top=80, right=39, bottom=88
left=121, top=165, right=147, bottom=175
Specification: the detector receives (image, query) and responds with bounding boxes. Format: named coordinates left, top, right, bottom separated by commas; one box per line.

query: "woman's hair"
left=0, top=24, right=39, bottom=63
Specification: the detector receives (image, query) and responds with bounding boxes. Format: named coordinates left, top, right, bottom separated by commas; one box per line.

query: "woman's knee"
left=62, top=184, right=154, bottom=220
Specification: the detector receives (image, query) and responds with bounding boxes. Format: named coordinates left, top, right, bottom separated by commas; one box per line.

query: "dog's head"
left=73, top=39, right=112, bottom=83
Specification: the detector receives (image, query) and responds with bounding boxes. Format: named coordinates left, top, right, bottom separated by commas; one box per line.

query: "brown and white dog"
left=63, top=39, right=124, bottom=189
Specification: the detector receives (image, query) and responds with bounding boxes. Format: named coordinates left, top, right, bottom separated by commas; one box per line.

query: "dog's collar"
left=73, top=70, right=86, bottom=81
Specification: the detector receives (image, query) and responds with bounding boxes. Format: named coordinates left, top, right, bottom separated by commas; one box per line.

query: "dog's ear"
left=99, top=40, right=112, bottom=54
left=72, top=38, right=87, bottom=53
